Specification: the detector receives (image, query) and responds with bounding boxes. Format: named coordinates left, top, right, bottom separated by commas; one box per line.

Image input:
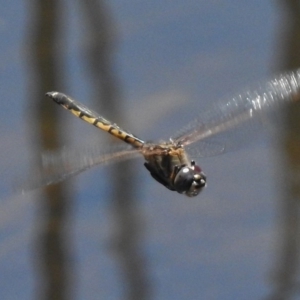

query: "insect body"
left=39, top=70, right=300, bottom=197
left=46, top=92, right=206, bottom=196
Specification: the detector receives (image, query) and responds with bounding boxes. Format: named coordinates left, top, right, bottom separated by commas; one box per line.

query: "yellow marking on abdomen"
left=70, top=109, right=81, bottom=118
left=49, top=92, right=145, bottom=148
left=94, top=121, right=112, bottom=132
left=80, top=115, right=97, bottom=125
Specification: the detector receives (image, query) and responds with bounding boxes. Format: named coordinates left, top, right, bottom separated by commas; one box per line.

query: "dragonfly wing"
left=18, top=145, right=140, bottom=192
left=185, top=139, right=226, bottom=158
left=173, top=70, right=300, bottom=154
left=185, top=117, right=268, bottom=157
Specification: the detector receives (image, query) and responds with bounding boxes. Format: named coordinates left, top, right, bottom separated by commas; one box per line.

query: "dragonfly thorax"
left=142, top=144, right=206, bottom=197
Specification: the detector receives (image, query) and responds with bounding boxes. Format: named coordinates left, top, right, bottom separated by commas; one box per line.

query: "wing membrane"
left=173, top=70, right=300, bottom=153
left=18, top=145, right=140, bottom=192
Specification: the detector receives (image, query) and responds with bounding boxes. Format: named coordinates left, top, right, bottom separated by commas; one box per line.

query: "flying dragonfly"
left=29, top=70, right=300, bottom=197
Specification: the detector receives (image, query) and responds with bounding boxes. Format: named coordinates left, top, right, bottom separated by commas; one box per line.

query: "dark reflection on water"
left=266, top=1, right=300, bottom=299
left=29, top=1, right=71, bottom=299
left=79, top=1, right=151, bottom=299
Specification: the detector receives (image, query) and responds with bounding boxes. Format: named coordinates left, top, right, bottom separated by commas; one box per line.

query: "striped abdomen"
left=46, top=92, right=145, bottom=148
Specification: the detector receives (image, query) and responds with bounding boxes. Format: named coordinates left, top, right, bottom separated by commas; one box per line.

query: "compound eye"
left=173, top=167, right=194, bottom=193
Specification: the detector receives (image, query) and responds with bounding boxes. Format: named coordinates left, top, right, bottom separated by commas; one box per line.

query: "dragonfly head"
left=174, top=161, right=206, bottom=197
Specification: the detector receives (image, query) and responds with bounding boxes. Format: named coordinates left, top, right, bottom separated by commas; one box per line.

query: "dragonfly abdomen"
left=46, top=92, right=145, bottom=148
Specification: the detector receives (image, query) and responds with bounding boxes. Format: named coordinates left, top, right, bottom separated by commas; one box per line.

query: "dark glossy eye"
left=173, top=167, right=195, bottom=193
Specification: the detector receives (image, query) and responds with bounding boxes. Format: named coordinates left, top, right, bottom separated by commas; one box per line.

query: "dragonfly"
left=28, top=70, right=300, bottom=197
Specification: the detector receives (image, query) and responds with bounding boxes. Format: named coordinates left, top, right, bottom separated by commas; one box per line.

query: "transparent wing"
left=184, top=139, right=226, bottom=158
left=17, top=145, right=141, bottom=192
left=173, top=70, right=300, bottom=154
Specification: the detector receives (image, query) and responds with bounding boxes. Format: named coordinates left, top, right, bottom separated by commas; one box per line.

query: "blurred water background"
left=1, top=1, right=300, bottom=299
